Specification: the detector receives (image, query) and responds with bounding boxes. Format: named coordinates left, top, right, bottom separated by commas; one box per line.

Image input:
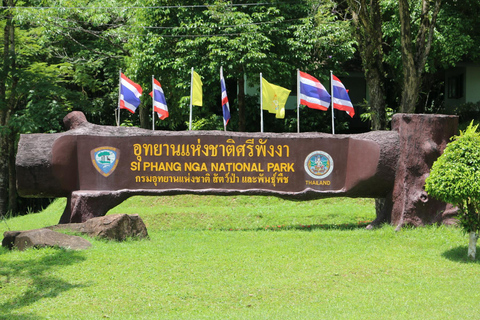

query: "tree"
left=346, top=0, right=386, bottom=130
left=127, top=0, right=355, bottom=133
left=0, top=0, right=18, bottom=216
left=126, top=0, right=291, bottom=132
left=397, top=0, right=441, bottom=113
left=19, top=0, right=132, bottom=126
left=343, top=0, right=443, bottom=118
left=0, top=0, right=131, bottom=215
left=425, top=122, right=480, bottom=260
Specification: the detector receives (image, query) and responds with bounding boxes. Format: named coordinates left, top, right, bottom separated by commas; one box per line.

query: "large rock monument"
left=16, top=111, right=458, bottom=227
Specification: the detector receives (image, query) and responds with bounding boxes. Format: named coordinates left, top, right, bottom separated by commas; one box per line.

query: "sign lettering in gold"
left=77, top=135, right=347, bottom=193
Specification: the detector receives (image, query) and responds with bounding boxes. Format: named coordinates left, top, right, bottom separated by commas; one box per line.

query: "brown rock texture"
left=390, top=113, right=458, bottom=228
left=51, top=214, right=149, bottom=241
left=2, top=228, right=91, bottom=251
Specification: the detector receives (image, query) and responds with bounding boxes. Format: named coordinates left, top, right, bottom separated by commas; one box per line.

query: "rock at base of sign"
left=50, top=214, right=149, bottom=241
left=2, top=228, right=91, bottom=251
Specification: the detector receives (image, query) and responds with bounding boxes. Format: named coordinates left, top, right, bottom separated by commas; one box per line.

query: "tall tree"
left=0, top=0, right=17, bottom=216
left=398, top=0, right=441, bottom=113
left=0, top=0, right=131, bottom=215
left=346, top=0, right=387, bottom=130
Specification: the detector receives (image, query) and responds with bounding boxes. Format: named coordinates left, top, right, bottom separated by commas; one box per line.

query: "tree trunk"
left=237, top=72, right=246, bottom=132
left=7, top=130, right=17, bottom=213
left=398, top=0, right=415, bottom=113
left=347, top=0, right=388, bottom=217
left=468, top=232, right=478, bottom=260
left=347, top=0, right=387, bottom=130
left=139, top=103, right=149, bottom=129
left=0, top=136, right=8, bottom=217
left=400, top=66, right=421, bottom=114
left=398, top=0, right=441, bottom=113
left=367, top=73, right=386, bottom=130
left=0, top=0, right=15, bottom=216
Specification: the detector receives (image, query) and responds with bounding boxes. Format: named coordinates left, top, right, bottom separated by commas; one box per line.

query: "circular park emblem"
left=91, top=147, right=120, bottom=177
left=304, top=151, right=334, bottom=179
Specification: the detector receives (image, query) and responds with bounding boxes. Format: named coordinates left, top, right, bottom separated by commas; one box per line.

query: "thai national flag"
left=119, top=73, right=143, bottom=113
left=332, top=74, right=355, bottom=118
left=220, top=67, right=230, bottom=126
left=149, top=78, right=169, bottom=120
left=299, top=71, right=331, bottom=111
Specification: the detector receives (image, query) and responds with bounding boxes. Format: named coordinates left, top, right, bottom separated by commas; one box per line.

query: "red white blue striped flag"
left=332, top=74, right=355, bottom=118
left=220, top=66, right=231, bottom=128
left=149, top=78, right=169, bottom=120
left=119, top=73, right=143, bottom=113
left=299, top=71, right=331, bottom=111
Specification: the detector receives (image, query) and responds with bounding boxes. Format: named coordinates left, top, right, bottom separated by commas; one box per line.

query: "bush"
left=425, top=122, right=480, bottom=259
left=451, top=101, right=480, bottom=130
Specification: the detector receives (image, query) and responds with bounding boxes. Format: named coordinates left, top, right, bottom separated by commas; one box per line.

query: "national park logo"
left=304, top=151, right=334, bottom=179
left=91, top=147, right=120, bottom=177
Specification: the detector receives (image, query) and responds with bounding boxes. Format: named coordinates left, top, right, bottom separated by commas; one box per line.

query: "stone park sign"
left=16, top=111, right=458, bottom=228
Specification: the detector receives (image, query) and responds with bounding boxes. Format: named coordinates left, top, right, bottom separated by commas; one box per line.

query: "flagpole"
left=189, top=67, right=193, bottom=131
left=260, top=73, right=264, bottom=133
left=117, top=69, right=122, bottom=127
left=296, top=69, right=300, bottom=133
left=152, top=75, right=155, bottom=131
left=221, top=66, right=226, bottom=132
left=330, top=70, right=335, bottom=135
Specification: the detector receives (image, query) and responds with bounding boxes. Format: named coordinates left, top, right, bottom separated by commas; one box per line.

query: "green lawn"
left=1, top=196, right=479, bottom=319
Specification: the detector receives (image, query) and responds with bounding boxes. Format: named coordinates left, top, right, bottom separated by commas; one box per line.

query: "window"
left=448, top=74, right=464, bottom=99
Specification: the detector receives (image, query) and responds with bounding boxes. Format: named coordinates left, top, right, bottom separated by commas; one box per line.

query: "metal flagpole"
left=221, top=66, right=226, bottom=132
left=189, top=67, right=193, bottom=131
left=260, top=73, right=264, bottom=133
left=330, top=70, right=335, bottom=135
left=152, top=75, right=155, bottom=131
left=116, top=69, right=122, bottom=126
left=297, top=69, right=300, bottom=133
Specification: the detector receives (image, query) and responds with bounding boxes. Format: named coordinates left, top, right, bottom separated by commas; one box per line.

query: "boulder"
left=50, top=214, right=149, bottom=241
left=2, top=228, right=91, bottom=251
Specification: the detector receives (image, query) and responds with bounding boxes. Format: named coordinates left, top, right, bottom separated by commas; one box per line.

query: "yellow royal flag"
left=192, top=70, right=203, bottom=106
left=261, top=77, right=291, bottom=119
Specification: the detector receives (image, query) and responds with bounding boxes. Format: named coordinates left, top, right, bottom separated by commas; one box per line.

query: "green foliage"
left=2, top=0, right=130, bottom=132
left=380, top=0, right=480, bottom=113
left=14, top=0, right=131, bottom=127
left=359, top=102, right=394, bottom=129
left=425, top=122, right=480, bottom=233
left=190, top=113, right=224, bottom=131
left=432, top=0, right=480, bottom=69
left=450, top=101, right=480, bottom=130
left=126, top=0, right=355, bottom=132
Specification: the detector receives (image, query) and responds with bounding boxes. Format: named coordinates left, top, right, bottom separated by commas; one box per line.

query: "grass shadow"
left=0, top=249, right=90, bottom=319
left=221, top=221, right=373, bottom=232
left=442, top=246, right=480, bottom=264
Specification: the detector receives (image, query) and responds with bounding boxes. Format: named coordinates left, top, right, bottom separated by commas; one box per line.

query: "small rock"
left=50, top=214, right=149, bottom=241
left=2, top=228, right=91, bottom=251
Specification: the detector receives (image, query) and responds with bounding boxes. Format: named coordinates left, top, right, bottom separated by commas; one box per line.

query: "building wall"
left=466, top=65, right=480, bottom=104
left=445, top=64, right=480, bottom=110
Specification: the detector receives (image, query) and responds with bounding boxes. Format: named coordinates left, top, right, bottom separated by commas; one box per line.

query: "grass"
left=0, top=195, right=479, bottom=319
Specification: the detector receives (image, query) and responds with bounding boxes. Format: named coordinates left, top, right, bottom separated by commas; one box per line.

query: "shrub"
left=425, top=122, right=480, bottom=260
